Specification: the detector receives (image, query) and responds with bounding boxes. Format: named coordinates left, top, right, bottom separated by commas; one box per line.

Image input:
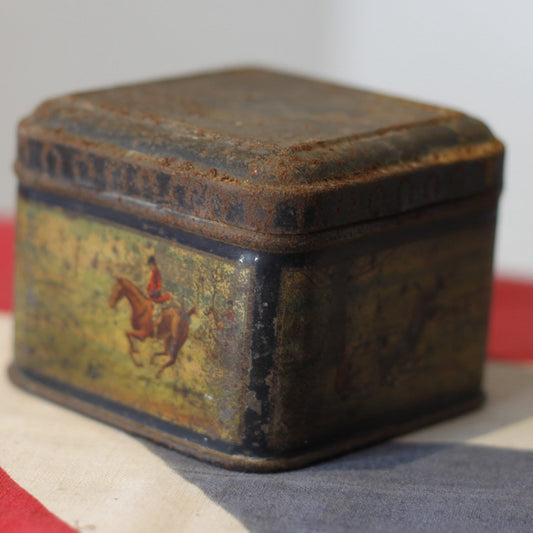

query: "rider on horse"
left=147, top=256, right=171, bottom=334
left=146, top=256, right=171, bottom=303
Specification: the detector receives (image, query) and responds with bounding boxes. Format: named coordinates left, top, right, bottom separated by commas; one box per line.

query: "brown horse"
left=151, top=303, right=196, bottom=378
left=109, top=277, right=195, bottom=378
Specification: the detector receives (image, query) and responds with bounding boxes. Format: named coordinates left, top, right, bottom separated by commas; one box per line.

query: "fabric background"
left=2, top=309, right=533, bottom=532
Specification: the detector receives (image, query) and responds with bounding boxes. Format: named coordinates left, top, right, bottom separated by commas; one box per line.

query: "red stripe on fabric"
left=0, top=467, right=78, bottom=533
left=488, top=276, right=533, bottom=362
left=0, top=219, right=532, bottom=360
left=0, top=218, right=14, bottom=311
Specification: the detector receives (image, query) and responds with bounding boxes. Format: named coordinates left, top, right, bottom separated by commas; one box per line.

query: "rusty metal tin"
left=11, top=68, right=504, bottom=471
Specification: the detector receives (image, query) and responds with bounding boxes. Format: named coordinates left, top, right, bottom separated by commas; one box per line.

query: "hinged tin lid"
left=16, top=68, right=503, bottom=245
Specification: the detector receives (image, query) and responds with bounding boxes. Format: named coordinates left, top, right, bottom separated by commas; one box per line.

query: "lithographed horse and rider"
left=109, top=256, right=196, bottom=378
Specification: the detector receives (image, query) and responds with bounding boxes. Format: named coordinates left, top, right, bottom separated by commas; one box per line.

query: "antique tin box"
left=11, top=68, right=504, bottom=471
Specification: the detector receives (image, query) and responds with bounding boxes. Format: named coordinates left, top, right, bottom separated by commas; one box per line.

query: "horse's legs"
left=156, top=356, right=177, bottom=378
left=126, top=332, right=139, bottom=353
left=150, top=351, right=167, bottom=364
left=126, top=330, right=147, bottom=367
left=151, top=333, right=173, bottom=364
left=156, top=336, right=184, bottom=379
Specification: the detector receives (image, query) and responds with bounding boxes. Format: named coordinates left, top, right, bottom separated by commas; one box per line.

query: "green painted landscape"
left=14, top=198, right=253, bottom=443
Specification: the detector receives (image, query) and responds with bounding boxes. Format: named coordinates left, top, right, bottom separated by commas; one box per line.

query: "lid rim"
left=16, top=68, right=504, bottom=236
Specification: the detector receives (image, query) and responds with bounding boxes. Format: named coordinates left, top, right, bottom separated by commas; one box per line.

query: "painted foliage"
left=15, top=199, right=253, bottom=442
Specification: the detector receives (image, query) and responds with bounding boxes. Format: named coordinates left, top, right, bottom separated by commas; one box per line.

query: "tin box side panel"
left=268, top=195, right=498, bottom=453
left=14, top=191, right=255, bottom=447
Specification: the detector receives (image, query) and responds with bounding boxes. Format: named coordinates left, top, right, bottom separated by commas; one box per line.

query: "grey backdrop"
left=2, top=0, right=531, bottom=275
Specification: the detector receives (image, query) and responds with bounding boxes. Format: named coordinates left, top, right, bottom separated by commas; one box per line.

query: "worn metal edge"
left=8, top=363, right=484, bottom=472
left=15, top=168, right=502, bottom=254
left=23, top=82, right=496, bottom=185
left=15, top=118, right=504, bottom=236
left=18, top=119, right=504, bottom=191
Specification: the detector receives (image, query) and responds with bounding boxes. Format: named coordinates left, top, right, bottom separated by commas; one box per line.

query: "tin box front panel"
left=14, top=192, right=254, bottom=445
left=269, top=203, right=497, bottom=452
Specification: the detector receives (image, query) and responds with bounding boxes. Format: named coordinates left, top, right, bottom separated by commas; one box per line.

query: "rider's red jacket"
left=147, top=266, right=170, bottom=302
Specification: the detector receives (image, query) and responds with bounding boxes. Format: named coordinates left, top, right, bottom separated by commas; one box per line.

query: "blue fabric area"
left=147, top=441, right=533, bottom=533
